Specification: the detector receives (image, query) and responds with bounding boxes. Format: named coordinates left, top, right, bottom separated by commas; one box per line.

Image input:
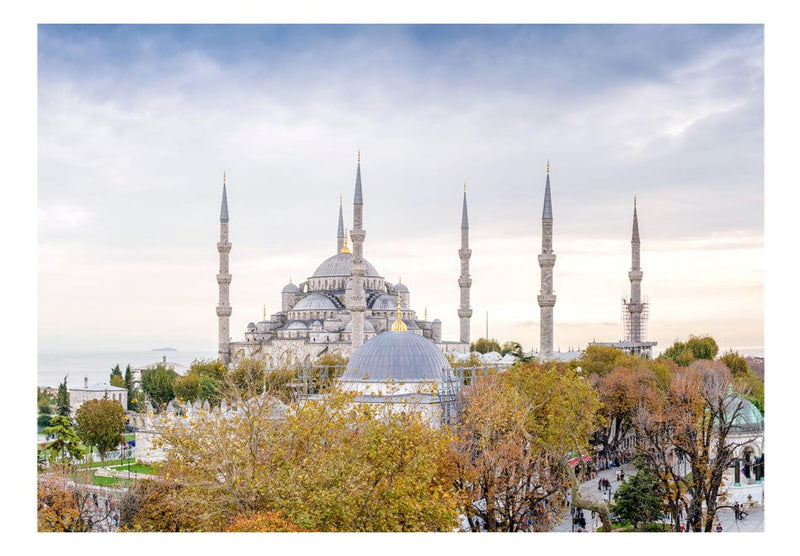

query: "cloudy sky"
left=37, top=24, right=764, bottom=355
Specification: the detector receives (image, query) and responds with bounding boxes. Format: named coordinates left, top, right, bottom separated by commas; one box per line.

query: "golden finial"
left=634, top=196, right=637, bottom=208
left=289, top=276, right=293, bottom=285
left=339, top=193, right=343, bottom=207
left=463, top=182, right=466, bottom=193
left=223, top=171, right=227, bottom=185
left=340, top=229, right=351, bottom=254
left=391, top=289, right=407, bottom=332
left=398, top=276, right=402, bottom=284
left=357, top=150, right=361, bottom=164
left=546, top=161, right=550, bottom=175
left=424, top=305, right=428, bottom=321
left=263, top=304, right=266, bottom=321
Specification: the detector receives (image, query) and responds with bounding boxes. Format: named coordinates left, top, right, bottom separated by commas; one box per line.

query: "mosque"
left=216, top=153, right=473, bottom=368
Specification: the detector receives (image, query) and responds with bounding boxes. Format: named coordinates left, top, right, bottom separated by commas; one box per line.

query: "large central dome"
left=312, top=252, right=381, bottom=278
left=341, top=331, right=451, bottom=383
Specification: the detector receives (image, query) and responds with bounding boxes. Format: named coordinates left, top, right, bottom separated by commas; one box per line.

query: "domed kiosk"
left=338, top=299, right=459, bottom=427
left=720, top=394, right=764, bottom=507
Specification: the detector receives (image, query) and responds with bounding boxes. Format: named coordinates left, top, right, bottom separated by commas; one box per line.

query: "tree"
left=470, top=337, right=501, bottom=354
left=110, top=364, right=123, bottom=382
left=720, top=350, right=749, bottom=378
left=633, top=360, right=759, bottom=532
left=500, top=340, right=524, bottom=358
left=56, top=376, right=71, bottom=417
left=187, top=358, right=228, bottom=381
left=226, top=512, right=308, bottom=532
left=75, top=398, right=125, bottom=463
left=39, top=474, right=117, bottom=532
left=577, top=344, right=636, bottom=377
left=124, top=364, right=137, bottom=410
left=451, top=363, right=603, bottom=532
left=42, top=415, right=86, bottom=465
left=662, top=335, right=719, bottom=367
left=173, top=373, right=201, bottom=403
left=154, top=387, right=459, bottom=532
left=611, top=469, right=664, bottom=531
left=110, top=374, right=126, bottom=388
left=140, top=364, right=177, bottom=411
left=198, top=376, right=223, bottom=407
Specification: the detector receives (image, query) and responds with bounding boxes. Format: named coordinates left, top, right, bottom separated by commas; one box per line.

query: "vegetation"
left=74, top=398, right=125, bottom=463
left=662, top=335, right=719, bottom=366
left=469, top=337, right=501, bottom=354
left=42, top=415, right=86, bottom=465
left=56, top=376, right=71, bottom=417
left=140, top=364, right=178, bottom=411
left=611, top=469, right=664, bottom=531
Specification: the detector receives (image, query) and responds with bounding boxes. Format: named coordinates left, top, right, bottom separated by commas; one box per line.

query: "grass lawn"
left=92, top=475, right=133, bottom=487
left=107, top=463, right=157, bottom=474
left=80, top=457, right=136, bottom=469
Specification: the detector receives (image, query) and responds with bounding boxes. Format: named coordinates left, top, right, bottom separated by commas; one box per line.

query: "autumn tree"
left=576, top=344, right=636, bottom=377
left=187, top=358, right=228, bottom=381
left=500, top=340, right=524, bottom=358
left=38, top=474, right=117, bottom=532
left=452, top=362, right=603, bottom=532
left=633, top=360, right=759, bottom=532
left=74, top=398, right=125, bottom=463
left=172, top=373, right=201, bottom=403
left=153, top=387, right=458, bottom=532
left=140, top=364, right=177, bottom=411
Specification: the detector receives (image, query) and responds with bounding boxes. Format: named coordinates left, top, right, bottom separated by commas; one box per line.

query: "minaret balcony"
left=458, top=277, right=472, bottom=288
left=217, top=242, right=231, bottom=253
left=458, top=308, right=473, bottom=319
left=537, top=294, right=556, bottom=307
left=459, top=248, right=472, bottom=259
left=216, top=306, right=232, bottom=317
left=217, top=273, right=232, bottom=285
left=538, top=253, right=557, bottom=266
left=628, top=270, right=643, bottom=281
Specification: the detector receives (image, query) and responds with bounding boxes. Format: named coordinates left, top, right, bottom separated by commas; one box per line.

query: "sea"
left=37, top=350, right=217, bottom=389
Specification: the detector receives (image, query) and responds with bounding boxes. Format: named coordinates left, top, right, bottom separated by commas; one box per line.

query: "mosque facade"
left=217, top=155, right=471, bottom=367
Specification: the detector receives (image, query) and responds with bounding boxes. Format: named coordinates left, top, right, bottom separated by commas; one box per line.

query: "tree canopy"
left=470, top=337, right=501, bottom=354
left=75, top=398, right=125, bottom=462
left=56, top=376, right=70, bottom=417
left=141, top=364, right=177, bottom=411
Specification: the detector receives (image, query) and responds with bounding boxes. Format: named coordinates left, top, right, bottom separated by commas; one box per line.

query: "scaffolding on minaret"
left=622, top=296, right=650, bottom=343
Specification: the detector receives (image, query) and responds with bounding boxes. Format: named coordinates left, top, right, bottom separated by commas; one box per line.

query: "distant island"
left=151, top=347, right=177, bottom=352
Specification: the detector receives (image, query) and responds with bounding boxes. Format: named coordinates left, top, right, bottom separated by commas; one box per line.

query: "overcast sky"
left=37, top=24, right=764, bottom=355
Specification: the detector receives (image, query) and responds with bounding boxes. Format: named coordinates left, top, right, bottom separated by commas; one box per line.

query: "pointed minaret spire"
left=538, top=162, right=556, bottom=358
left=354, top=151, right=363, bottom=205
left=626, top=197, right=645, bottom=343
left=632, top=196, right=640, bottom=243
left=220, top=173, right=229, bottom=223
left=458, top=185, right=472, bottom=344
left=216, top=174, right=233, bottom=364
left=337, top=194, right=345, bottom=253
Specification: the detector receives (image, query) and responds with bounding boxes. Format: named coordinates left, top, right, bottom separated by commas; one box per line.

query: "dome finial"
left=289, top=276, right=293, bottom=285
left=391, top=289, right=407, bottom=331
left=263, top=304, right=266, bottom=321
left=340, top=229, right=351, bottom=254
left=463, top=182, right=467, bottom=193
left=424, top=305, right=428, bottom=321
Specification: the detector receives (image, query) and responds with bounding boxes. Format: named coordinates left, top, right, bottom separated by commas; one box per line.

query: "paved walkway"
left=552, top=462, right=764, bottom=532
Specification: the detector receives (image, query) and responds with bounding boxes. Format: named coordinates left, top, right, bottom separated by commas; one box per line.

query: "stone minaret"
left=216, top=174, right=232, bottom=364
left=537, top=162, right=556, bottom=357
left=347, top=152, right=367, bottom=348
left=626, top=198, right=644, bottom=342
left=458, top=184, right=472, bottom=344
left=337, top=194, right=345, bottom=253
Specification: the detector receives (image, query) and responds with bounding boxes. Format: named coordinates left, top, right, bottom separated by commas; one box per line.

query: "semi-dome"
left=282, top=282, right=300, bottom=293
left=312, top=253, right=381, bottom=278
left=286, top=321, right=308, bottom=330
left=292, top=293, right=339, bottom=311
left=341, top=331, right=451, bottom=383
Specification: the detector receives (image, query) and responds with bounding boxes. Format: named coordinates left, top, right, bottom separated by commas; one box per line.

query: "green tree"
left=42, top=415, right=86, bottom=464
left=611, top=469, right=664, bottom=531
left=173, top=374, right=201, bottom=403
left=500, top=340, right=524, bottom=358
left=124, top=364, right=137, bottom=410
left=141, top=365, right=177, bottom=411
left=56, top=376, right=71, bottom=417
left=75, top=399, right=125, bottom=462
left=110, top=374, right=126, bottom=388
left=187, top=359, right=228, bottom=381
left=470, top=337, right=501, bottom=354
left=663, top=335, right=719, bottom=366
left=576, top=344, right=636, bottom=377
left=198, top=376, right=223, bottom=407
left=720, top=350, right=750, bottom=378
left=110, top=364, right=123, bottom=382
left=230, top=358, right=267, bottom=396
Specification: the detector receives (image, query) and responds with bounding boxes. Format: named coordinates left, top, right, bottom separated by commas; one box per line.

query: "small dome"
left=247, top=322, right=257, bottom=330
left=282, top=282, right=300, bottom=293
left=343, top=319, right=376, bottom=333
left=726, top=396, right=764, bottom=432
left=312, top=253, right=381, bottom=278
left=432, top=318, right=441, bottom=323
left=341, top=331, right=451, bottom=383
left=370, top=294, right=397, bottom=310
left=393, top=282, right=409, bottom=293
left=292, top=293, right=338, bottom=311
left=286, top=321, right=308, bottom=330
